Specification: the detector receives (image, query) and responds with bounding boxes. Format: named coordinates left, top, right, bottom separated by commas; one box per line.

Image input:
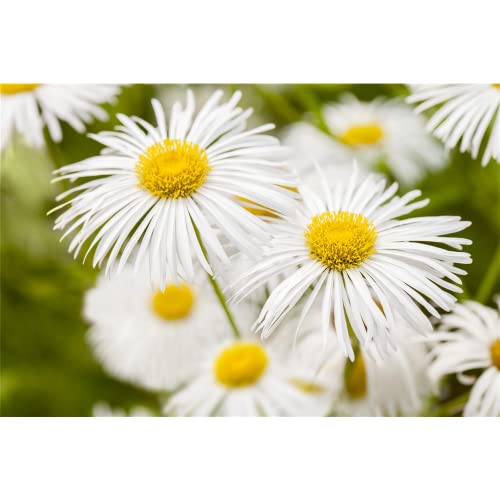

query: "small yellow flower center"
left=305, top=211, right=377, bottom=271
left=344, top=354, right=367, bottom=399
left=0, top=84, right=40, bottom=95
left=152, top=284, right=194, bottom=321
left=214, top=342, right=268, bottom=388
left=290, top=378, right=324, bottom=394
left=340, top=123, right=384, bottom=146
left=490, top=339, right=500, bottom=369
left=136, top=139, right=210, bottom=199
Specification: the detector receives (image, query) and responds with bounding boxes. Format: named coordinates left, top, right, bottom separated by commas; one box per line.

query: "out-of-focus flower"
left=407, top=84, right=500, bottom=166
left=0, top=84, right=121, bottom=150
left=51, top=89, right=298, bottom=287
left=231, top=166, right=472, bottom=359
left=163, top=316, right=336, bottom=417
left=85, top=263, right=257, bottom=391
left=323, top=94, right=447, bottom=184
left=282, top=95, right=447, bottom=185
left=320, top=325, right=429, bottom=416
left=92, top=401, right=153, bottom=417
left=428, top=300, right=500, bottom=417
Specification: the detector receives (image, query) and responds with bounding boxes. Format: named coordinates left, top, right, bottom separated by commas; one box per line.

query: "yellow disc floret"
left=490, top=339, right=500, bottom=369
left=136, top=139, right=210, bottom=198
left=340, top=123, right=384, bottom=146
left=344, top=354, right=367, bottom=399
left=492, top=84, right=500, bottom=90
left=305, top=211, right=377, bottom=271
left=214, top=342, right=268, bottom=388
left=0, top=84, right=40, bottom=95
left=152, top=284, right=194, bottom=321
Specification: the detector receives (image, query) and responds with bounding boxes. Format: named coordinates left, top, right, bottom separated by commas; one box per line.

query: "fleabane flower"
left=84, top=263, right=257, bottom=392
left=407, top=84, right=500, bottom=166
left=51, top=90, right=297, bottom=287
left=231, top=166, right=472, bottom=359
left=0, top=84, right=120, bottom=150
left=320, top=325, right=430, bottom=416
left=163, top=321, right=336, bottom=417
left=428, top=300, right=500, bottom=417
left=319, top=94, right=447, bottom=184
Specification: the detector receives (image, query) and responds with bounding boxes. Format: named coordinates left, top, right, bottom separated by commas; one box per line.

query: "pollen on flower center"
left=152, top=284, right=194, bottom=321
left=344, top=354, right=367, bottom=399
left=214, top=342, right=268, bottom=388
left=492, top=84, right=500, bottom=90
left=340, top=123, right=384, bottom=146
left=0, top=84, right=40, bottom=95
left=491, top=339, right=500, bottom=369
left=136, top=139, right=210, bottom=199
left=305, top=211, right=377, bottom=271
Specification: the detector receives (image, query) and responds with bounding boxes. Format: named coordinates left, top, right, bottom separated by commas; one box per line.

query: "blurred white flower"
left=281, top=95, right=447, bottom=185
left=52, top=89, right=298, bottom=287
left=428, top=300, right=500, bottom=417
left=85, top=263, right=257, bottom=391
left=231, top=166, right=472, bottom=359
left=407, top=84, right=500, bottom=166
left=320, top=94, right=447, bottom=184
left=92, top=401, right=153, bottom=417
left=163, top=317, right=336, bottom=417
left=319, top=325, right=429, bottom=416
left=0, top=84, right=121, bottom=150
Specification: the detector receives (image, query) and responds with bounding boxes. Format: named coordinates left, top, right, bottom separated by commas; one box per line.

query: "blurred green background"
left=1, top=84, right=499, bottom=416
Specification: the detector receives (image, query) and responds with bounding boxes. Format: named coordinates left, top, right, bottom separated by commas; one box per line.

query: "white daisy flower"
left=320, top=94, right=447, bottom=184
left=163, top=323, right=335, bottom=417
left=84, top=263, right=257, bottom=391
left=320, top=326, right=429, bottom=416
left=407, top=84, right=500, bottom=166
left=51, top=89, right=298, bottom=288
left=231, top=166, right=472, bottom=359
left=0, top=84, right=121, bottom=150
left=428, top=300, right=500, bottom=417
left=92, top=401, right=153, bottom=417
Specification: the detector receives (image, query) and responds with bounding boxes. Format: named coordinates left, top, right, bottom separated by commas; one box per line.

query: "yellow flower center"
left=491, top=339, right=500, bottom=369
left=214, top=342, right=268, bottom=388
left=152, top=284, right=194, bottom=321
left=340, top=123, right=384, bottom=146
left=344, top=354, right=367, bottom=399
left=136, top=139, right=210, bottom=198
left=0, top=84, right=40, bottom=95
left=305, top=211, right=377, bottom=271
left=290, top=378, right=324, bottom=394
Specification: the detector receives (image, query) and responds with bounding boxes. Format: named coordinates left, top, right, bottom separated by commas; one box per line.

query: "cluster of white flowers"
left=3, top=83, right=498, bottom=416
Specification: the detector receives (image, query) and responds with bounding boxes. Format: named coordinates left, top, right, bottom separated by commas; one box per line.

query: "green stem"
left=192, top=223, right=241, bottom=339
left=476, top=241, right=500, bottom=304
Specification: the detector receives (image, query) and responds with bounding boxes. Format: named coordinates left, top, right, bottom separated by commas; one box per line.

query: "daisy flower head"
left=407, top=84, right=500, bottom=166
left=323, top=324, right=430, bottom=416
left=231, top=165, right=472, bottom=360
left=0, top=84, right=121, bottom=150
left=163, top=318, right=336, bottom=417
left=428, top=300, right=500, bottom=417
left=51, top=89, right=298, bottom=288
left=322, top=94, right=448, bottom=184
left=85, top=263, right=258, bottom=391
